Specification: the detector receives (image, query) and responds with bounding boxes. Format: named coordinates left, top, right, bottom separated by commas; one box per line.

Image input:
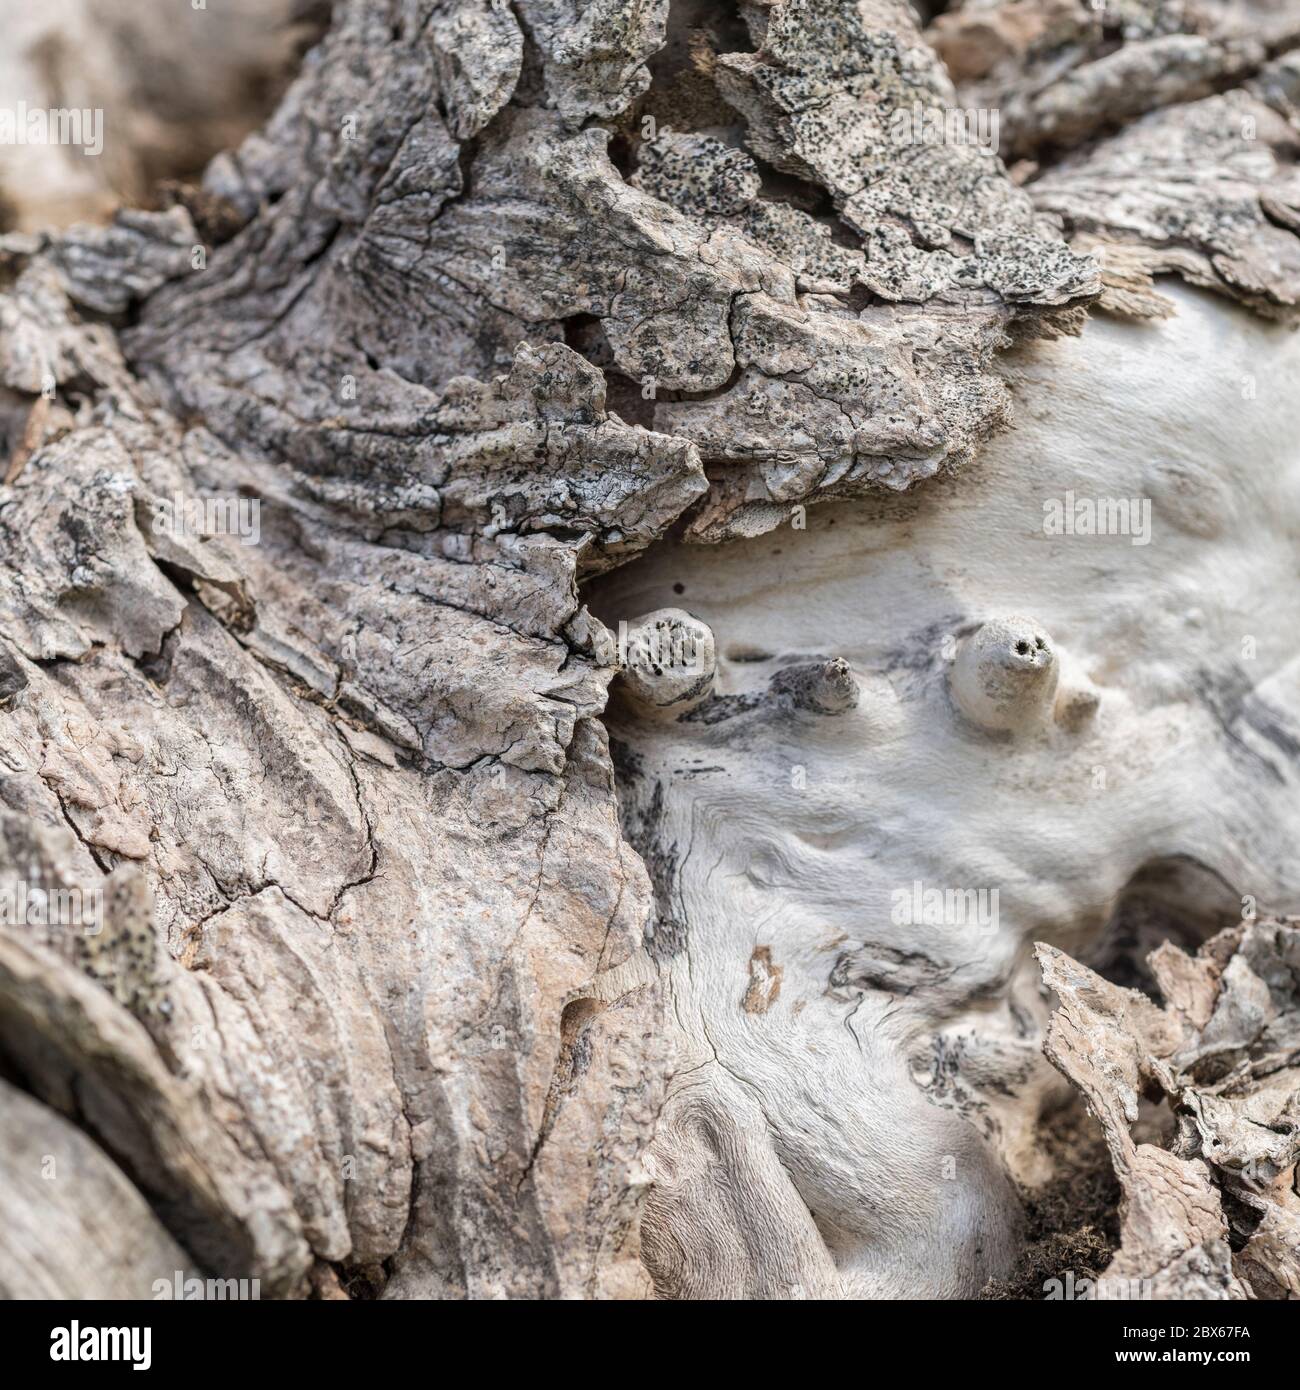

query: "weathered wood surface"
left=0, top=0, right=1296, bottom=1299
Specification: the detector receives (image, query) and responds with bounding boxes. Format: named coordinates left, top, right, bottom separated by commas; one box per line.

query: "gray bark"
left=0, top=0, right=1297, bottom=1299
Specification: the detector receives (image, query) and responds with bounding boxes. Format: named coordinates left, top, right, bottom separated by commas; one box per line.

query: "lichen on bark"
left=0, top=0, right=1297, bottom=1302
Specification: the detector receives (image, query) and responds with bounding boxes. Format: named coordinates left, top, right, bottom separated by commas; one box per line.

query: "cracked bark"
left=0, top=0, right=1297, bottom=1301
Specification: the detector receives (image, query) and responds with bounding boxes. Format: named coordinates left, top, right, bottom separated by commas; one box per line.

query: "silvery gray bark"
left=0, top=0, right=1296, bottom=1300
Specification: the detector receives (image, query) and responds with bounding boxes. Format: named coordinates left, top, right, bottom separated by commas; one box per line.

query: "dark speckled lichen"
left=123, top=0, right=1105, bottom=545
left=714, top=0, right=1099, bottom=310
left=631, top=132, right=762, bottom=217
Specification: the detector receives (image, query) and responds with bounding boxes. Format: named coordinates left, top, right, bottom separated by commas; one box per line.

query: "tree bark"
left=0, top=0, right=1297, bottom=1300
